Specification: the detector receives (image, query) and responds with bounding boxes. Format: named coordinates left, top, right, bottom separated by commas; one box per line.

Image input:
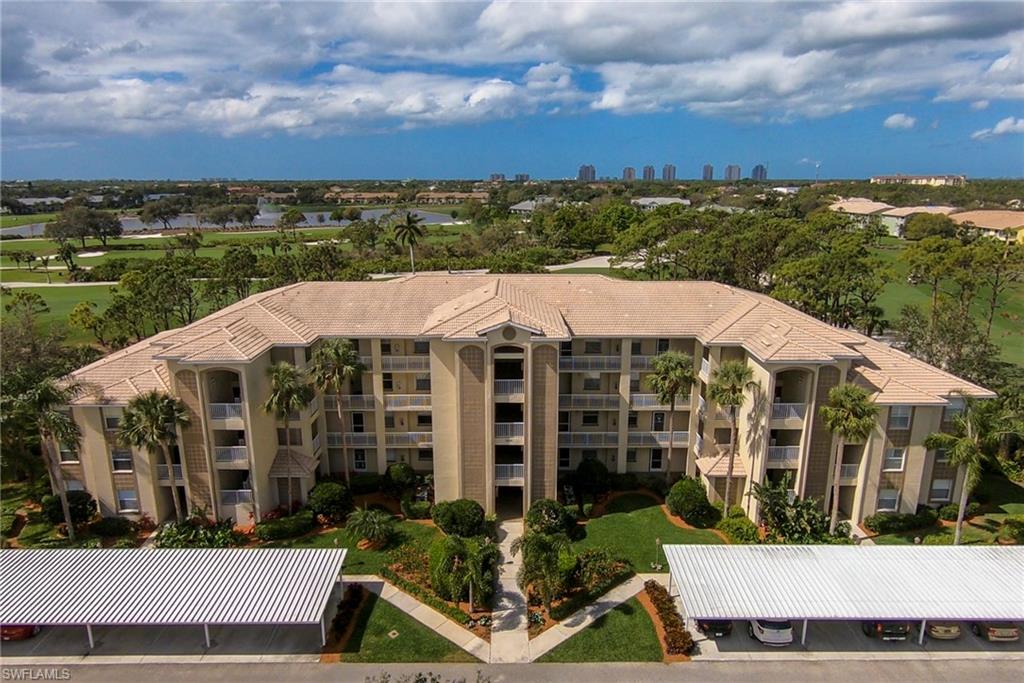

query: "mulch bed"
left=635, top=589, right=690, bottom=662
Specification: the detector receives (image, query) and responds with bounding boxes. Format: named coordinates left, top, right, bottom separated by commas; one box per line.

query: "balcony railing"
left=630, top=355, right=654, bottom=370
left=325, top=394, right=376, bottom=411
left=330, top=432, right=376, bottom=447
left=384, top=394, right=432, bottom=410
left=558, top=432, right=618, bottom=447
left=495, top=463, right=525, bottom=481
left=694, top=433, right=704, bottom=456
left=311, top=433, right=322, bottom=452
left=771, top=402, right=807, bottom=420
left=630, top=393, right=689, bottom=409
left=214, top=446, right=248, bottom=463
left=220, top=489, right=252, bottom=506
left=379, top=356, right=431, bottom=372
left=494, top=379, right=525, bottom=396
left=156, top=463, right=184, bottom=481
left=495, top=422, right=525, bottom=439
left=767, top=445, right=801, bottom=462
left=627, top=431, right=689, bottom=447
left=360, top=356, right=374, bottom=370
left=701, top=357, right=710, bottom=378
left=840, top=463, right=860, bottom=479
left=558, top=356, right=622, bottom=372
left=209, top=403, right=243, bottom=420
left=560, top=394, right=621, bottom=410
left=385, top=431, right=433, bottom=447
left=698, top=395, right=707, bottom=415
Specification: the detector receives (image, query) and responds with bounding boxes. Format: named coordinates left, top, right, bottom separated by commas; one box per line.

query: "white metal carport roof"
left=664, top=545, right=1024, bottom=621
left=0, top=548, right=347, bottom=627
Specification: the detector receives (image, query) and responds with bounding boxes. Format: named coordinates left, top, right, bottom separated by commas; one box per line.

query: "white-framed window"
left=353, top=449, right=367, bottom=471
left=583, top=340, right=602, bottom=355
left=882, top=447, right=905, bottom=472
left=384, top=414, right=395, bottom=429
left=888, top=405, right=912, bottom=430
left=116, top=488, right=139, bottom=513
left=102, top=409, right=122, bottom=431
left=629, top=373, right=640, bottom=392
left=416, top=413, right=432, bottom=427
left=626, top=449, right=637, bottom=464
left=877, top=488, right=900, bottom=512
left=382, top=373, right=394, bottom=391
left=386, top=449, right=398, bottom=464
left=59, top=444, right=78, bottom=463
left=560, top=341, right=572, bottom=357
left=650, top=448, right=664, bottom=471
left=110, top=448, right=133, bottom=472
left=942, top=398, right=964, bottom=424
left=65, top=479, right=84, bottom=492
left=582, top=373, right=601, bottom=391
left=276, top=428, right=302, bottom=446
left=627, top=411, right=638, bottom=428
left=415, top=374, right=431, bottom=391
left=631, top=340, right=642, bottom=355
left=934, top=448, right=949, bottom=465
left=929, top=478, right=953, bottom=503
left=381, top=340, right=392, bottom=355
left=418, top=448, right=433, bottom=462
left=581, top=412, right=599, bottom=427
left=656, top=338, right=670, bottom=353
left=413, top=340, right=430, bottom=355
left=558, top=448, right=571, bottom=470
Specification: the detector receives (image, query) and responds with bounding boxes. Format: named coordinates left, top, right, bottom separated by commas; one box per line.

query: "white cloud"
left=971, top=100, right=990, bottom=110
left=971, top=116, right=1024, bottom=140
left=883, top=113, right=917, bottom=130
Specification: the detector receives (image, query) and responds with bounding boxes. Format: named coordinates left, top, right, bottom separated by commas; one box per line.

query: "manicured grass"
left=976, top=472, right=1024, bottom=516
left=270, top=520, right=441, bottom=575
left=1, top=213, right=58, bottom=228
left=0, top=268, right=74, bottom=284
left=537, top=597, right=662, bottom=662
left=573, top=493, right=723, bottom=571
left=0, top=285, right=116, bottom=343
left=341, top=592, right=478, bottom=663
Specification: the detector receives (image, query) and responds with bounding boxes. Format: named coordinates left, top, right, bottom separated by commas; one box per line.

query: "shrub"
left=332, top=584, right=366, bottom=635
left=383, top=463, right=416, bottom=496
left=636, top=474, right=670, bottom=498
left=526, top=498, right=577, bottom=536
left=1, top=511, right=17, bottom=538
left=644, top=579, right=694, bottom=655
left=346, top=507, right=396, bottom=545
left=864, top=508, right=939, bottom=534
left=307, top=481, right=353, bottom=522
left=938, top=502, right=981, bottom=521
left=716, top=515, right=759, bottom=544
left=431, top=498, right=485, bottom=537
left=254, top=509, right=315, bottom=541
left=428, top=535, right=499, bottom=605
left=572, top=548, right=623, bottom=590
left=575, top=458, right=611, bottom=497
left=155, top=516, right=244, bottom=548
left=350, top=473, right=384, bottom=495
left=666, top=477, right=718, bottom=528
left=90, top=516, right=135, bottom=538
left=998, top=515, right=1024, bottom=544
left=113, top=536, right=138, bottom=548
left=42, top=491, right=97, bottom=526
left=609, top=472, right=639, bottom=491
left=379, top=566, right=471, bottom=624
left=400, top=498, right=432, bottom=520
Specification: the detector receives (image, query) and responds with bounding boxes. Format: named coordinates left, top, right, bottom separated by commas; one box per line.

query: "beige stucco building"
left=59, top=274, right=992, bottom=526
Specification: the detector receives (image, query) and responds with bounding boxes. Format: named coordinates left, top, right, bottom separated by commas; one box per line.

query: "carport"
left=0, top=548, right=347, bottom=650
left=663, top=545, right=1024, bottom=645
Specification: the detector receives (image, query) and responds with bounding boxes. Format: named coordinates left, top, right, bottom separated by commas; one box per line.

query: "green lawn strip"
left=340, top=592, right=478, bottom=663
left=1, top=214, right=59, bottom=228
left=572, top=493, right=722, bottom=572
left=0, top=269, right=75, bottom=284
left=976, top=473, right=1024, bottom=516
left=537, top=597, right=662, bottom=663
left=871, top=520, right=999, bottom=545
left=269, top=520, right=440, bottom=575
left=1, top=285, right=116, bottom=342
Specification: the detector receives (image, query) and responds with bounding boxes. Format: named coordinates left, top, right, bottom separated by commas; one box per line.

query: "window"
left=386, top=449, right=398, bottom=464
left=929, top=478, right=953, bottom=503
left=381, top=340, right=392, bottom=355
left=582, top=449, right=597, bottom=460
left=877, top=488, right=900, bottom=512
left=353, top=449, right=367, bottom=471
left=418, top=448, right=433, bottom=462
left=583, top=340, right=602, bottom=355
left=413, top=340, right=430, bottom=355
left=656, top=338, right=670, bottom=353
left=626, top=449, right=637, bottom=463
left=102, top=410, right=121, bottom=431
left=110, top=448, right=133, bottom=472
left=304, top=346, right=313, bottom=363
left=629, top=374, right=640, bottom=392
left=934, top=448, right=949, bottom=465
left=882, top=448, right=905, bottom=472
left=276, top=428, right=302, bottom=446
left=59, top=444, right=78, bottom=463
left=582, top=373, right=601, bottom=391
left=116, top=488, right=139, bottom=512
left=416, top=413, right=433, bottom=427
left=382, top=372, right=394, bottom=391
left=581, top=412, right=599, bottom=427
left=650, top=448, right=664, bottom=470
left=558, top=448, right=571, bottom=470
left=352, top=413, right=365, bottom=433
left=560, top=341, right=573, bottom=357
left=558, top=411, right=570, bottom=432
left=714, top=427, right=732, bottom=445
left=384, top=414, right=395, bottom=429
left=888, top=405, right=912, bottom=430
left=652, top=412, right=666, bottom=431
left=65, top=479, right=84, bottom=492
left=631, top=340, right=642, bottom=355
left=415, top=374, right=431, bottom=391
left=943, top=398, right=964, bottom=424
left=627, top=411, right=638, bottom=428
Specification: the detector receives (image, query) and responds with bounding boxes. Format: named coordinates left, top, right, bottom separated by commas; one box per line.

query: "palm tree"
left=819, top=384, right=878, bottom=534
left=510, top=531, right=571, bottom=613
left=118, top=390, right=191, bottom=522
left=646, top=351, right=696, bottom=477
left=925, top=393, right=1021, bottom=545
left=309, top=339, right=365, bottom=485
left=345, top=506, right=395, bottom=548
left=707, top=360, right=758, bottom=510
left=393, top=212, right=425, bottom=274
left=441, top=536, right=499, bottom=610
left=16, top=379, right=83, bottom=540
left=263, top=362, right=314, bottom=510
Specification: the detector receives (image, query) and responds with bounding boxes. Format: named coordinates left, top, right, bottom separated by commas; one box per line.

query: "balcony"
left=328, top=432, right=377, bottom=447
left=694, top=433, right=704, bottom=456
left=384, top=394, right=432, bottom=410
left=155, top=463, right=184, bottom=482
left=698, top=395, right=707, bottom=415
left=360, top=355, right=374, bottom=370
left=307, top=396, right=320, bottom=415
left=558, top=432, right=618, bottom=447
left=324, top=394, right=376, bottom=411
left=627, top=431, right=689, bottom=447
left=771, top=403, right=807, bottom=420
left=840, top=463, right=860, bottom=481
left=700, top=357, right=710, bottom=378
left=214, top=446, right=248, bottom=465
left=558, top=356, right=621, bottom=372
left=494, top=379, right=525, bottom=398
left=495, top=463, right=525, bottom=484
left=379, top=356, right=431, bottom=372
left=209, top=403, right=243, bottom=420
left=495, top=422, right=525, bottom=441
left=767, top=445, right=801, bottom=465
left=560, top=394, right=620, bottom=410
left=384, top=431, right=433, bottom=447
left=219, top=489, right=252, bottom=506
left=311, top=432, right=322, bottom=453
left=630, top=393, right=688, bottom=409
left=630, top=355, right=655, bottom=370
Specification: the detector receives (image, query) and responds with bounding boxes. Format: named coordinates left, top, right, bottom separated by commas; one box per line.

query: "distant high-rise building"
left=642, top=165, right=656, bottom=181
left=489, top=173, right=506, bottom=182
left=514, top=173, right=530, bottom=182
left=623, top=166, right=636, bottom=181
left=662, top=164, right=676, bottom=181
left=725, top=165, right=741, bottom=181
left=577, top=164, right=596, bottom=182
left=751, top=164, right=767, bottom=181
left=702, top=164, right=714, bottom=181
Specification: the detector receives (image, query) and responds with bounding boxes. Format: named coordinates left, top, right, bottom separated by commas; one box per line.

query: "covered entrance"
left=495, top=485, right=524, bottom=521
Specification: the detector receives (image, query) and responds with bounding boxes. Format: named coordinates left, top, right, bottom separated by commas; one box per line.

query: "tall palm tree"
left=819, top=384, right=878, bottom=534
left=118, top=390, right=191, bottom=522
left=925, top=393, right=1020, bottom=545
left=510, top=531, right=571, bottom=613
left=646, top=351, right=696, bottom=476
left=707, top=360, right=758, bottom=510
left=16, top=379, right=83, bottom=540
left=263, top=362, right=314, bottom=510
left=393, top=212, right=425, bottom=274
left=309, top=339, right=365, bottom=485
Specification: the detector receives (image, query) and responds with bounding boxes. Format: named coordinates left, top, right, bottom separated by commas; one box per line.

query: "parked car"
left=926, top=621, right=961, bottom=640
left=1, top=625, right=40, bottom=641
left=971, top=621, right=1020, bottom=642
left=861, top=621, right=913, bottom=640
left=697, top=619, right=733, bottom=638
left=747, top=619, right=793, bottom=646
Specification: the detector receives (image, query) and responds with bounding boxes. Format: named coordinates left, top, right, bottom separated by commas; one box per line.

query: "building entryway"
left=495, top=486, right=524, bottom=521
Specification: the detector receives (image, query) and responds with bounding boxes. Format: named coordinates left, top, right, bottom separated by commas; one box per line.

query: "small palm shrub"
left=346, top=507, right=396, bottom=547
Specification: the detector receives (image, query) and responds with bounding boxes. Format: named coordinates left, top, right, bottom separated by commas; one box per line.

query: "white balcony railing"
left=359, top=356, right=374, bottom=370
left=209, top=403, right=243, bottom=420
left=325, top=394, right=376, bottom=411
left=695, top=433, right=705, bottom=456
left=698, top=395, right=707, bottom=415
left=840, top=463, right=860, bottom=479
left=630, top=393, right=689, bottom=409
left=220, top=489, right=252, bottom=506
left=311, top=433, right=322, bottom=452
left=378, top=356, right=431, bottom=372
left=495, top=422, right=525, bottom=439
left=627, top=431, right=689, bottom=447
left=560, top=394, right=621, bottom=410
left=156, top=463, right=184, bottom=481
left=495, top=463, right=525, bottom=481
left=767, top=445, right=801, bottom=462
left=558, top=432, right=618, bottom=447
left=558, top=356, right=622, bottom=372
left=214, top=446, right=248, bottom=463
left=494, top=379, right=525, bottom=396
left=384, top=394, right=432, bottom=410
left=630, top=355, right=655, bottom=370
left=338, top=432, right=376, bottom=447
left=771, top=402, right=807, bottom=420
left=385, top=431, right=433, bottom=447
left=701, top=357, right=711, bottom=378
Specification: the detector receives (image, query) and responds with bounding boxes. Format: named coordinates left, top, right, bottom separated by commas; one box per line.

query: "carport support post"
left=204, top=624, right=211, bottom=649
left=919, top=620, right=926, bottom=645
left=667, top=572, right=673, bottom=597
left=86, top=624, right=94, bottom=649
left=801, top=619, right=808, bottom=646
left=320, top=616, right=326, bottom=647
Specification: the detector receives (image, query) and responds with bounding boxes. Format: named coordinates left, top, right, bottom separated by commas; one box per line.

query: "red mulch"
left=636, top=588, right=690, bottom=662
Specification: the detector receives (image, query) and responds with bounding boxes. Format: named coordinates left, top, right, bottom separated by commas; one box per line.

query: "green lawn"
left=537, top=598, right=662, bottom=662
left=0, top=268, right=74, bottom=284
left=0, top=285, right=116, bottom=343
left=270, top=520, right=441, bottom=575
left=1, top=213, right=58, bottom=228
left=340, top=592, right=478, bottom=663
left=975, top=471, right=1024, bottom=516
left=573, top=493, right=723, bottom=571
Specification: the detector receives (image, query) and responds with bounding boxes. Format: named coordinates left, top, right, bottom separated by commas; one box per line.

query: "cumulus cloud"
left=883, top=113, right=917, bottom=130
left=971, top=117, right=1024, bottom=140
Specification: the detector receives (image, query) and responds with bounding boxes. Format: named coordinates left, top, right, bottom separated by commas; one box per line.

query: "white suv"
left=747, top=619, right=794, bottom=646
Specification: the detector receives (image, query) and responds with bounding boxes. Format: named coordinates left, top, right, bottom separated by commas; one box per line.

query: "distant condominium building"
left=577, top=164, right=596, bottom=182
left=514, top=174, right=530, bottom=183
left=870, top=174, right=966, bottom=187
left=662, top=164, right=677, bottom=181
left=489, top=173, right=506, bottom=182
left=59, top=274, right=990, bottom=527
left=642, top=165, right=656, bottom=181
left=702, top=164, right=714, bottom=181
left=725, top=165, right=742, bottom=181
left=751, top=164, right=768, bottom=181
left=622, top=167, right=636, bottom=181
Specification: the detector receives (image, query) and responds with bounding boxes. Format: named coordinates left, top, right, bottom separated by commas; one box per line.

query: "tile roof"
left=829, top=198, right=894, bottom=215
left=695, top=452, right=747, bottom=478
left=880, top=206, right=958, bottom=218
left=67, top=274, right=993, bottom=406
left=949, top=210, right=1024, bottom=232
left=269, top=449, right=319, bottom=478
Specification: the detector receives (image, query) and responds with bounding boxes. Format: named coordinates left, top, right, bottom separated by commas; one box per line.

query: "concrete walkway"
left=489, top=519, right=531, bottom=663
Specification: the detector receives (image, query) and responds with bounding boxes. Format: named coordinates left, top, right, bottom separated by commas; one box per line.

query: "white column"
left=801, top=619, right=808, bottom=646
left=320, top=617, right=327, bottom=647
left=919, top=620, right=926, bottom=645
left=86, top=624, right=94, bottom=649
left=204, top=624, right=211, bottom=649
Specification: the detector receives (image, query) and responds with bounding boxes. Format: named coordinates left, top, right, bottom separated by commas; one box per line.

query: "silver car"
left=748, top=619, right=793, bottom=646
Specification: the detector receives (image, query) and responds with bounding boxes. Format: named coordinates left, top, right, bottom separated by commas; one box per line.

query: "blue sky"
left=2, top=2, right=1022, bottom=180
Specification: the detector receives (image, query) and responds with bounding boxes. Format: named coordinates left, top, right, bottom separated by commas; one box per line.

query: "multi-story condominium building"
left=702, top=164, right=714, bottom=181
left=725, top=165, right=742, bottom=181
left=662, top=164, right=676, bottom=181
left=577, top=165, right=596, bottom=182
left=514, top=174, right=530, bottom=183
left=622, top=167, right=636, bottom=181
left=489, top=173, right=506, bottom=182
left=751, top=164, right=768, bottom=181
left=59, top=275, right=990, bottom=528
left=870, top=174, right=966, bottom=187
left=642, top=165, right=656, bottom=181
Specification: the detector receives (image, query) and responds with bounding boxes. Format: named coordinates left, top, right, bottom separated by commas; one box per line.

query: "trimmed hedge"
left=379, top=566, right=471, bottom=624
left=864, top=507, right=939, bottom=535
left=938, top=502, right=981, bottom=522
left=644, top=579, right=694, bottom=655
left=549, top=567, right=633, bottom=621
left=636, top=474, right=670, bottom=498
left=254, top=509, right=315, bottom=541
left=400, top=498, right=432, bottom=520
left=307, top=481, right=353, bottom=522
left=350, top=473, right=384, bottom=495
left=90, top=516, right=135, bottom=538
left=42, top=491, right=96, bottom=526
left=609, top=472, right=639, bottom=491
left=383, top=463, right=416, bottom=496
left=666, top=477, right=718, bottom=528
left=716, top=515, right=759, bottom=544
left=431, top=498, right=485, bottom=537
